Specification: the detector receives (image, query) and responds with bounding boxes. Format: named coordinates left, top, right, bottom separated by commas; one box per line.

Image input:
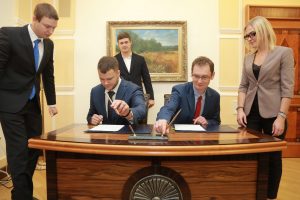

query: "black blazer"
left=115, top=52, right=154, bottom=100
left=0, top=25, right=56, bottom=113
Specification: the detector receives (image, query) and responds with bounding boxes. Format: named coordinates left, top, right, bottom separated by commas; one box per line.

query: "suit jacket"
left=238, top=46, right=294, bottom=118
left=87, top=79, right=146, bottom=125
left=0, top=25, right=56, bottom=113
left=156, top=82, right=221, bottom=125
left=115, top=52, right=154, bottom=100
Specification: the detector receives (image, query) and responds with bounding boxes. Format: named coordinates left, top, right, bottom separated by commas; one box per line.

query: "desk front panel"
left=46, top=152, right=266, bottom=200
left=28, top=124, right=284, bottom=200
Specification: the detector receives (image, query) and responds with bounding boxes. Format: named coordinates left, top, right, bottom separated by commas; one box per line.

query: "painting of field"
left=141, top=51, right=179, bottom=73
left=115, top=30, right=181, bottom=76
left=107, top=21, right=187, bottom=81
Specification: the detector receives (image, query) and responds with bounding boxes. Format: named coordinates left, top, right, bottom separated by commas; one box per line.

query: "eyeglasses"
left=244, top=31, right=256, bottom=40
left=192, top=74, right=210, bottom=81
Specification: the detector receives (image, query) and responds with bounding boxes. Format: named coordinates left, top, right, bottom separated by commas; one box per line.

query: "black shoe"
left=33, top=197, right=39, bottom=200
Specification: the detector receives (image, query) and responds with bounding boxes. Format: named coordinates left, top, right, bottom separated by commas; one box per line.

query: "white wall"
left=0, top=0, right=16, bottom=168
left=74, top=0, right=219, bottom=124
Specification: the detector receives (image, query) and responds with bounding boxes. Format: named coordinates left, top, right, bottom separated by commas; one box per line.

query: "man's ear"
left=32, top=16, right=37, bottom=22
left=211, top=72, right=215, bottom=80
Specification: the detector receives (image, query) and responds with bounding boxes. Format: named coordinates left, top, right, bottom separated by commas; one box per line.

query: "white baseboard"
left=0, top=156, right=7, bottom=169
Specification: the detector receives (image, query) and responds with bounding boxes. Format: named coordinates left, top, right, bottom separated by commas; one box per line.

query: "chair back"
left=140, top=94, right=150, bottom=124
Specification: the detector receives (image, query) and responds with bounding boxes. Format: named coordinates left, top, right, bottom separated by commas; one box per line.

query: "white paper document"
left=174, top=124, right=206, bottom=132
left=89, top=124, right=124, bottom=132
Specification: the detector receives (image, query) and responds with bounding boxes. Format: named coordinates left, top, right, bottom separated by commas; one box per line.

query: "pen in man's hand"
left=105, top=92, right=136, bottom=137
left=162, top=109, right=182, bottom=137
left=105, top=92, right=120, bottom=115
left=128, top=124, right=136, bottom=137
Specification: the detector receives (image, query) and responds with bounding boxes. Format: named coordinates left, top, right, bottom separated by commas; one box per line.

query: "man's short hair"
left=191, top=56, right=214, bottom=74
left=117, top=32, right=131, bottom=42
left=97, top=56, right=119, bottom=73
left=34, top=3, right=59, bottom=21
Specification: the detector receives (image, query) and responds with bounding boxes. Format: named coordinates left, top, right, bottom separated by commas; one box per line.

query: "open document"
left=174, top=124, right=206, bottom=132
left=88, top=124, right=124, bottom=132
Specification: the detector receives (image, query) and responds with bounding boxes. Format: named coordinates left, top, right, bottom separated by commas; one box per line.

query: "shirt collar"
left=28, top=24, right=43, bottom=43
left=193, top=86, right=207, bottom=98
left=121, top=52, right=132, bottom=59
left=105, top=78, right=122, bottom=94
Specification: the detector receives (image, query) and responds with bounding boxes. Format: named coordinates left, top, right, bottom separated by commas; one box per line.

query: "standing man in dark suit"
left=115, top=32, right=155, bottom=108
left=87, top=56, right=146, bottom=125
left=154, top=56, right=221, bottom=134
left=0, top=3, right=59, bottom=200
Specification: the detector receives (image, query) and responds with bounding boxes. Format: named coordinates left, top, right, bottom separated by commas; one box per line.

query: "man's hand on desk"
left=90, top=114, right=103, bottom=125
left=193, top=116, right=208, bottom=126
left=154, top=119, right=169, bottom=135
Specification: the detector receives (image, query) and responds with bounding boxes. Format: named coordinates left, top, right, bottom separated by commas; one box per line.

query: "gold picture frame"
left=107, top=21, right=187, bottom=82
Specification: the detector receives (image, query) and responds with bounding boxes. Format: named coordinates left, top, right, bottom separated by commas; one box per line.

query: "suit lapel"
left=116, top=80, right=126, bottom=101
left=118, top=53, right=130, bottom=74
left=38, top=39, right=49, bottom=73
left=202, top=88, right=211, bottom=115
left=96, top=86, right=108, bottom=121
left=245, top=53, right=256, bottom=80
left=21, top=26, right=36, bottom=71
left=129, top=53, right=137, bottom=74
left=258, top=49, right=275, bottom=81
left=113, top=80, right=126, bottom=120
left=187, top=83, right=195, bottom=112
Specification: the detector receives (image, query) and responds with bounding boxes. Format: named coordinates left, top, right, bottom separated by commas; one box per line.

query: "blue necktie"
left=29, top=39, right=40, bottom=100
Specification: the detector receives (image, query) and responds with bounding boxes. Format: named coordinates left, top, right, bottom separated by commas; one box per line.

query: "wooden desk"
left=28, top=124, right=286, bottom=200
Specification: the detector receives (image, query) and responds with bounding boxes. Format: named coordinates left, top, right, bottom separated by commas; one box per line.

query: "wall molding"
left=219, top=34, right=242, bottom=39
left=220, top=28, right=242, bottom=34
left=56, top=85, right=74, bottom=91
left=53, top=30, right=75, bottom=36
left=219, top=91, right=238, bottom=97
left=219, top=85, right=239, bottom=91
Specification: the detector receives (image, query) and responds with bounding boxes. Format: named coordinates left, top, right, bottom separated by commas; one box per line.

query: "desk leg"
left=46, top=151, right=58, bottom=200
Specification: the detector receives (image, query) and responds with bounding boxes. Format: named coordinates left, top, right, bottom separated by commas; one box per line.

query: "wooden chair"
left=140, top=94, right=150, bottom=124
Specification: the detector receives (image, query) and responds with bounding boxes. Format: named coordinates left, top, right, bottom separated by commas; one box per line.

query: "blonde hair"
left=245, top=16, right=276, bottom=51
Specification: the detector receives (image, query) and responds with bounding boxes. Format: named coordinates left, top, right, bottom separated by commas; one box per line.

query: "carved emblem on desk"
left=129, top=174, right=182, bottom=200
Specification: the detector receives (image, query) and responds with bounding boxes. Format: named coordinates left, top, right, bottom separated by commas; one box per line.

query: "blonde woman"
left=237, top=16, right=294, bottom=199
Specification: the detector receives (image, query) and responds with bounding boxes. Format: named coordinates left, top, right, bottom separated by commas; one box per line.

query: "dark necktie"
left=29, top=39, right=41, bottom=99
left=107, top=91, right=115, bottom=122
left=194, top=96, right=202, bottom=118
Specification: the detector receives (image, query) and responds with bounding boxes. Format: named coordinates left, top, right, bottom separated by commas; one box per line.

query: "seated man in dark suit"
left=87, top=56, right=146, bottom=125
left=154, top=56, right=221, bottom=134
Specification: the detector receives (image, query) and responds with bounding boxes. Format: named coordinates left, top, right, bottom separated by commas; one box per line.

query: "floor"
left=0, top=158, right=299, bottom=200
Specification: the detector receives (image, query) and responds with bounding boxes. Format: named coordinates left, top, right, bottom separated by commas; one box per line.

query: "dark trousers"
left=0, top=97, right=42, bottom=200
left=247, top=109, right=286, bottom=199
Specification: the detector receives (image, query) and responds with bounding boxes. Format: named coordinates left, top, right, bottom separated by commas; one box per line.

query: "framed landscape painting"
left=107, top=21, right=187, bottom=82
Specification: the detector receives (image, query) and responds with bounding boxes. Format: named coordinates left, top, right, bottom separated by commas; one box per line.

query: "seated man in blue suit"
left=87, top=56, right=146, bottom=125
left=154, top=56, right=221, bottom=134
